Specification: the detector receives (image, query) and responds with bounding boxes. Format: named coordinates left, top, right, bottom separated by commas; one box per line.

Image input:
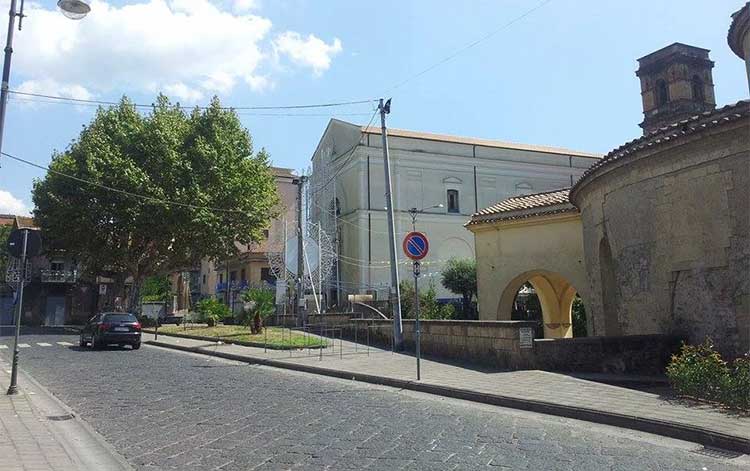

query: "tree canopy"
left=440, top=258, right=477, bottom=319
left=32, top=95, right=279, bottom=310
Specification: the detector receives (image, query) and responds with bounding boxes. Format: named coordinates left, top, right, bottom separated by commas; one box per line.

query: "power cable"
left=8, top=89, right=378, bottom=111
left=2, top=151, right=250, bottom=214
left=384, top=0, right=554, bottom=94
left=8, top=94, right=373, bottom=118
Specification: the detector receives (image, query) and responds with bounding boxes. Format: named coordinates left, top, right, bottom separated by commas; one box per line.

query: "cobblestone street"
left=1, top=334, right=747, bottom=471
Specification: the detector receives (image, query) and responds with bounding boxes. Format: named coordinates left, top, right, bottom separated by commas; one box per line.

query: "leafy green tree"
left=400, top=280, right=455, bottom=320
left=141, top=275, right=171, bottom=302
left=32, top=96, right=279, bottom=312
left=440, top=258, right=477, bottom=319
left=572, top=295, right=587, bottom=337
left=196, top=298, right=230, bottom=327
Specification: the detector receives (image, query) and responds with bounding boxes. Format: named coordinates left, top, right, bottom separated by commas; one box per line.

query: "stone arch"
left=498, top=269, right=580, bottom=338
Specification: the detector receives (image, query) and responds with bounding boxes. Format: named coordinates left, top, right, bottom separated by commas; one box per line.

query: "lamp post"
left=406, top=203, right=442, bottom=381
left=0, top=0, right=90, bottom=167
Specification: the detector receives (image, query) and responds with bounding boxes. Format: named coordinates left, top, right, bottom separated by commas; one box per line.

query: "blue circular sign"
left=403, top=231, right=429, bottom=260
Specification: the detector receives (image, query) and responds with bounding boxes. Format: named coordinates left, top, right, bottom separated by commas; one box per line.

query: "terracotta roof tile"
left=466, top=188, right=576, bottom=226
left=570, top=100, right=750, bottom=203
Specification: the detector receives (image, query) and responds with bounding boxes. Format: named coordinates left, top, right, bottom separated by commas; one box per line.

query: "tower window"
left=655, top=79, right=669, bottom=107
left=447, top=189, right=460, bottom=213
left=691, top=75, right=704, bottom=102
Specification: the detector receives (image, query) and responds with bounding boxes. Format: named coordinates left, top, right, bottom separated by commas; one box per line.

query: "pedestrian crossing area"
left=0, top=341, right=74, bottom=350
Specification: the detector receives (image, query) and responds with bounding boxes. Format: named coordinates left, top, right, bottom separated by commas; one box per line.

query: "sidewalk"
left=145, top=331, right=750, bottom=454
left=0, top=357, right=132, bottom=471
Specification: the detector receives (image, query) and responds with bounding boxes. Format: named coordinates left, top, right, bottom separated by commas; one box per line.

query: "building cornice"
left=728, top=2, right=750, bottom=59
left=570, top=100, right=750, bottom=206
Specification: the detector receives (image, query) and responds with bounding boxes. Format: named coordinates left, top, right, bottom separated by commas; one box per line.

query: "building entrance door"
left=44, top=296, right=66, bottom=326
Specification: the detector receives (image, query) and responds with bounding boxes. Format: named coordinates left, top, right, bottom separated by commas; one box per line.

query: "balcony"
left=41, top=270, right=79, bottom=283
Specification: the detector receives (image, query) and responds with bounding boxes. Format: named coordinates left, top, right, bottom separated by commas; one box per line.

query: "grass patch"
left=156, top=325, right=327, bottom=349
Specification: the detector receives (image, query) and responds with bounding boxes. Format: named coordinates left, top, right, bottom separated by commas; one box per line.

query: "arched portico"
left=499, top=270, right=578, bottom=338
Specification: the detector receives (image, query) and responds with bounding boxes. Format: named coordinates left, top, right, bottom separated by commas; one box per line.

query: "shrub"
left=666, top=338, right=749, bottom=410
left=242, top=288, right=276, bottom=334
left=196, top=298, right=230, bottom=327
left=400, top=280, right=455, bottom=320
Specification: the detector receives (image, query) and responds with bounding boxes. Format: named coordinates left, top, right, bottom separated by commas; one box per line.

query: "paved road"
left=0, top=334, right=747, bottom=471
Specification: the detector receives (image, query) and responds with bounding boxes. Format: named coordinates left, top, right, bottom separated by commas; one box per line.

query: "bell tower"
left=636, top=43, right=716, bottom=134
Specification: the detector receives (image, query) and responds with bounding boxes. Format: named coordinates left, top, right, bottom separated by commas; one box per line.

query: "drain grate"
left=46, top=414, right=75, bottom=421
left=691, top=446, right=743, bottom=459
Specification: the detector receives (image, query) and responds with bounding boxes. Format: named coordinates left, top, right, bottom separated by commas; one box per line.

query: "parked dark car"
left=80, top=312, right=142, bottom=350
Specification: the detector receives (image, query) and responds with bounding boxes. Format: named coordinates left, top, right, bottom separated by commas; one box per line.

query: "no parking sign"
left=403, top=231, right=429, bottom=260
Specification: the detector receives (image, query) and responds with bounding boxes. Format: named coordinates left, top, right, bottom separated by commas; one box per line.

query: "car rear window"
left=102, top=313, right=137, bottom=322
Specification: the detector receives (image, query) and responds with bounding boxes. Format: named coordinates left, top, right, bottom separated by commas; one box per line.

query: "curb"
left=146, top=339, right=750, bottom=455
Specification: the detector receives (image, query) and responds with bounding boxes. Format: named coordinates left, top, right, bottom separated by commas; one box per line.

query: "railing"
left=40, top=269, right=78, bottom=283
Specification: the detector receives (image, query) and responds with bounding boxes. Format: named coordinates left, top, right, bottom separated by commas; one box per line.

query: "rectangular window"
left=229, top=271, right=237, bottom=282
left=202, top=274, right=206, bottom=285
left=219, top=274, right=223, bottom=284
left=240, top=268, right=246, bottom=281
left=447, top=189, right=460, bottom=213
left=50, top=261, right=65, bottom=271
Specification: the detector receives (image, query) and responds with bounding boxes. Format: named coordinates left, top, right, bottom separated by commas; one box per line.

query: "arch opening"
left=501, top=270, right=587, bottom=339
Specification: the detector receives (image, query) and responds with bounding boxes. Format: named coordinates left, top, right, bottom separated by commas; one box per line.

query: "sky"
left=0, top=0, right=747, bottom=215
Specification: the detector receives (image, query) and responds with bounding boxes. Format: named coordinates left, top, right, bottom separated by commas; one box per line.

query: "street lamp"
left=2, top=0, right=89, bottom=396
left=408, top=203, right=444, bottom=231
left=0, top=0, right=90, bottom=167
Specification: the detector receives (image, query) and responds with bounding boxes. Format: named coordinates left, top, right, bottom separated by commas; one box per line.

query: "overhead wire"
left=8, top=94, right=374, bottom=118
left=7, top=89, right=378, bottom=111
left=384, top=0, right=554, bottom=94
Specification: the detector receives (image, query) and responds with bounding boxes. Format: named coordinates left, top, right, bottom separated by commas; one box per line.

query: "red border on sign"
left=403, top=231, right=429, bottom=260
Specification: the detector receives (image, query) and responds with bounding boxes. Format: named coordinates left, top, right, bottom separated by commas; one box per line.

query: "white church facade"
left=310, top=118, right=600, bottom=302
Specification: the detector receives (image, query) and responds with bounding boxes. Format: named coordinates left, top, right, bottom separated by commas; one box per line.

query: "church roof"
left=466, top=188, right=576, bottom=227
left=570, top=100, right=750, bottom=204
left=360, top=125, right=601, bottom=158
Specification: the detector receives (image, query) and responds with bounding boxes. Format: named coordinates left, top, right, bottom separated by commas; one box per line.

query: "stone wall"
left=533, top=335, right=683, bottom=375
left=572, top=119, right=749, bottom=355
left=351, top=319, right=539, bottom=369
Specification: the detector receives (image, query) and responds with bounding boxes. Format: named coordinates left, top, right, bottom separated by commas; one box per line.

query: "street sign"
left=402, top=231, right=429, bottom=260
left=7, top=229, right=42, bottom=258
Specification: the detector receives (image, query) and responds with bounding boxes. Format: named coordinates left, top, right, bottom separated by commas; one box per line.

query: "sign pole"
left=7, top=229, right=28, bottom=395
left=413, top=260, right=421, bottom=381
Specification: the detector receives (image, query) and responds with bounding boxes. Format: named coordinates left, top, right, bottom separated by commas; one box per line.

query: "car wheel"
left=79, top=334, right=86, bottom=348
left=91, top=334, right=98, bottom=350
left=132, top=342, right=141, bottom=350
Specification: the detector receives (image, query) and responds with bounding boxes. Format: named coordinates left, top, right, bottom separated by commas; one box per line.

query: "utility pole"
left=378, top=98, right=404, bottom=350
left=7, top=228, right=28, bottom=395
left=295, top=175, right=307, bottom=325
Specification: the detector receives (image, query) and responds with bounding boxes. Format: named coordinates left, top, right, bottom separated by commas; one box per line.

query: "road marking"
left=37, top=343, right=52, bottom=347
left=0, top=345, right=7, bottom=349
left=56, top=341, right=73, bottom=346
left=18, top=343, right=30, bottom=348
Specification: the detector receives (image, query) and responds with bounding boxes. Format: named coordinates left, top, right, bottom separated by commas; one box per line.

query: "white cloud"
left=232, top=0, right=258, bottom=12
left=9, top=0, right=339, bottom=102
left=273, top=32, right=343, bottom=76
left=0, top=190, right=30, bottom=215
left=163, top=82, right=204, bottom=103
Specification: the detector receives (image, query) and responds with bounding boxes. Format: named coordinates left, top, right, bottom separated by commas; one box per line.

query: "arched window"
left=655, top=79, right=669, bottom=107
left=691, top=75, right=704, bottom=102
left=447, top=189, right=460, bottom=213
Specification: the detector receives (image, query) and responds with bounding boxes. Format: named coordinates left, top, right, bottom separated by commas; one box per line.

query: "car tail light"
left=133, top=322, right=141, bottom=331
left=99, top=323, right=111, bottom=331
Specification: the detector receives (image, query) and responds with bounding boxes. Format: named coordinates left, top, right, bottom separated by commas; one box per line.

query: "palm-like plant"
left=242, top=288, right=276, bottom=334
